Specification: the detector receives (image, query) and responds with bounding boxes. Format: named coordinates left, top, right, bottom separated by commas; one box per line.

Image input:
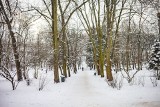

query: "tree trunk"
left=10, top=29, right=23, bottom=81
left=58, top=0, right=67, bottom=77
left=106, top=28, right=113, bottom=81
left=95, top=0, right=104, bottom=77
left=62, top=25, right=67, bottom=77
left=52, top=0, right=59, bottom=83
left=137, top=40, right=141, bottom=70
left=126, top=3, right=132, bottom=72
left=0, top=38, right=2, bottom=67
left=73, top=62, right=77, bottom=74
left=105, top=0, right=116, bottom=81
left=126, top=33, right=130, bottom=72
left=97, top=59, right=101, bottom=75
left=67, top=65, right=71, bottom=77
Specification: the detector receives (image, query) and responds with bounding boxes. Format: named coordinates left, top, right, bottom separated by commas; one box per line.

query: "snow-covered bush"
left=121, top=70, right=139, bottom=83
left=138, top=76, right=145, bottom=87
left=148, top=40, right=160, bottom=80
left=38, top=74, right=47, bottom=91
left=0, top=66, right=19, bottom=90
left=150, top=77, right=158, bottom=87
left=116, top=76, right=123, bottom=90
left=106, top=73, right=123, bottom=90
left=129, top=77, right=137, bottom=86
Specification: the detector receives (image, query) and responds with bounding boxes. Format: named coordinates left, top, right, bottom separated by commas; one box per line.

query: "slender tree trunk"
left=0, top=24, right=3, bottom=67
left=23, top=38, right=27, bottom=79
left=106, top=29, right=113, bottom=81
left=52, top=0, right=59, bottom=83
left=73, top=62, right=77, bottom=74
left=97, top=59, right=101, bottom=75
left=62, top=24, right=67, bottom=77
left=126, top=4, right=132, bottom=72
left=98, top=29, right=104, bottom=77
left=126, top=33, right=130, bottom=72
left=137, top=39, right=141, bottom=70
left=67, top=37, right=71, bottom=77
left=93, top=0, right=104, bottom=77
left=0, top=38, right=2, bottom=67
left=92, top=39, right=100, bottom=75
left=137, top=3, right=142, bottom=71
left=145, top=50, right=148, bottom=62
left=105, top=0, right=116, bottom=81
left=67, top=65, right=71, bottom=77
left=58, top=0, right=67, bottom=77
left=10, top=28, right=23, bottom=81
left=59, top=66, right=63, bottom=75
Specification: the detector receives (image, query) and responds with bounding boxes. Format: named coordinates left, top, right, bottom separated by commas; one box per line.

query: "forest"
left=0, top=0, right=160, bottom=107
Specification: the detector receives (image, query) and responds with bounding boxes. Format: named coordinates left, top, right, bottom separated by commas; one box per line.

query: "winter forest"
left=0, top=0, right=160, bottom=107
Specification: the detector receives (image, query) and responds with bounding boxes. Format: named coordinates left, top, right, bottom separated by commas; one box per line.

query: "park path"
left=61, top=69, right=103, bottom=107
left=60, top=69, right=160, bottom=107
left=60, top=69, right=130, bottom=107
left=0, top=68, right=160, bottom=107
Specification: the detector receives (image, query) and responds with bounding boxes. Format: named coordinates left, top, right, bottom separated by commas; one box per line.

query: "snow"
left=0, top=67, right=160, bottom=107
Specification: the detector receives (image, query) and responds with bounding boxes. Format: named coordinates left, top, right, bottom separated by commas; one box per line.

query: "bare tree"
left=0, top=0, right=23, bottom=81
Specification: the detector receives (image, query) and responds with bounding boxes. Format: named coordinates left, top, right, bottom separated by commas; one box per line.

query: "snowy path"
left=62, top=70, right=106, bottom=107
left=0, top=68, right=160, bottom=107
left=51, top=69, right=160, bottom=107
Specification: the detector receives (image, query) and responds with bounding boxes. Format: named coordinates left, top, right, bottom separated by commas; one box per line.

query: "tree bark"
left=105, top=0, right=116, bottom=81
left=9, top=26, right=23, bottom=81
left=52, top=0, right=59, bottom=83
left=0, top=38, right=2, bottom=67
left=58, top=0, right=67, bottom=77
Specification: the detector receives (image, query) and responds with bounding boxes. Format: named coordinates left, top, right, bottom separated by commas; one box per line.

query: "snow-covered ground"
left=0, top=66, right=160, bottom=107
